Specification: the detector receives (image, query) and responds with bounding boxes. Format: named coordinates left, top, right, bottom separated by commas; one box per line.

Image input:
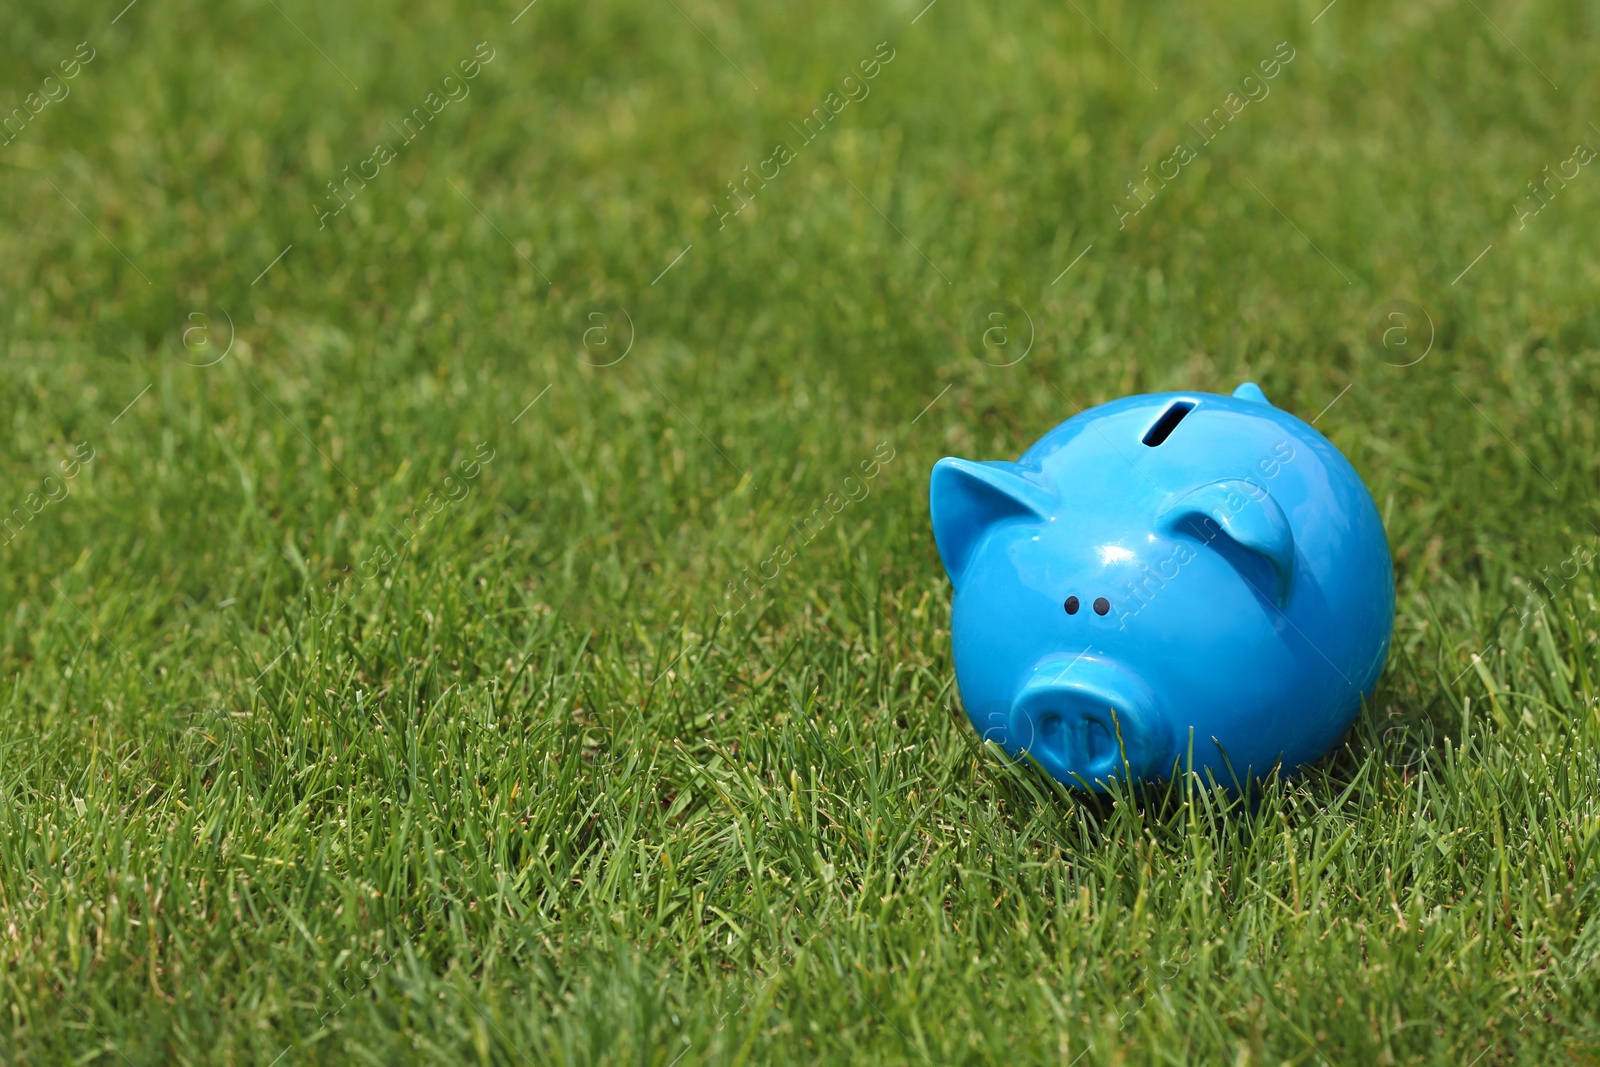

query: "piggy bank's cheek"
left=974, top=710, right=1010, bottom=747
left=960, top=700, right=1011, bottom=751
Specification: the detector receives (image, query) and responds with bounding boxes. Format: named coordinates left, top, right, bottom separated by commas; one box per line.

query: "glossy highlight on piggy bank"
left=930, top=383, right=1394, bottom=790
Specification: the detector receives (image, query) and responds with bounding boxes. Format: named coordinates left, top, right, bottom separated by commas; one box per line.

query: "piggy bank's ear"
left=930, top=458, right=1056, bottom=587
left=1159, top=478, right=1294, bottom=607
left=1232, top=382, right=1273, bottom=405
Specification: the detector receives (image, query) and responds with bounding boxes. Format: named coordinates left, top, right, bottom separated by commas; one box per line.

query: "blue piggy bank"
left=930, top=382, right=1393, bottom=790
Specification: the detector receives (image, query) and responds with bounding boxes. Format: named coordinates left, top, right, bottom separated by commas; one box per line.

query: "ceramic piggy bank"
left=930, top=382, right=1393, bottom=790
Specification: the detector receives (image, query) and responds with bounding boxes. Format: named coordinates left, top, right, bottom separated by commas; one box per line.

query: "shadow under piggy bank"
left=932, top=382, right=1394, bottom=792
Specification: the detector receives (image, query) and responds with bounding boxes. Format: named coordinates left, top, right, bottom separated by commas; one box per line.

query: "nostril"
left=1080, top=715, right=1116, bottom=770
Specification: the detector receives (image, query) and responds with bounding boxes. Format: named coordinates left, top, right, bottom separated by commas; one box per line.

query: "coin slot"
left=1142, top=399, right=1195, bottom=446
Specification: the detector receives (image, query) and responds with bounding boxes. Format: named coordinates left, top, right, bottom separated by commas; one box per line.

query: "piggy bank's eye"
left=1064, top=596, right=1080, bottom=614
left=1093, top=597, right=1110, bottom=616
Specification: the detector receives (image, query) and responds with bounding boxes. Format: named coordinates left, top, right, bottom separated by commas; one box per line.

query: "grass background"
left=2, top=0, right=1598, bottom=1062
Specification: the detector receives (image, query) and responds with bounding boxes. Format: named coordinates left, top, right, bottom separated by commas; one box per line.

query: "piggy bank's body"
left=930, top=383, right=1393, bottom=789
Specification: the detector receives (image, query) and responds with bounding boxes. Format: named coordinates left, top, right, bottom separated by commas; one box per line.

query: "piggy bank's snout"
left=1007, top=659, right=1171, bottom=786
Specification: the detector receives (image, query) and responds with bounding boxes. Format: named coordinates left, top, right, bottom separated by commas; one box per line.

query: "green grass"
left=2, top=0, right=1599, bottom=1062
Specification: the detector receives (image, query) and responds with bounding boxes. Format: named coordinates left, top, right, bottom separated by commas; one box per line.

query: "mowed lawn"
left=2, top=0, right=1599, bottom=1062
